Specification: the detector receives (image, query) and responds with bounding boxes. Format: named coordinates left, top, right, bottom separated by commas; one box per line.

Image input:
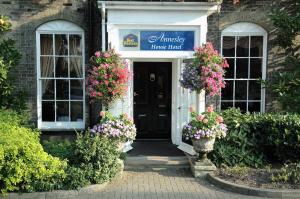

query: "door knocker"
left=150, top=73, right=155, bottom=82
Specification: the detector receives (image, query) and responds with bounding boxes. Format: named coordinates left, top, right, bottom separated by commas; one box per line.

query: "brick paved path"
left=82, top=168, right=267, bottom=199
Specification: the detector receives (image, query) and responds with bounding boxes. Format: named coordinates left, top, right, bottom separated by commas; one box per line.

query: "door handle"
left=134, top=92, right=139, bottom=97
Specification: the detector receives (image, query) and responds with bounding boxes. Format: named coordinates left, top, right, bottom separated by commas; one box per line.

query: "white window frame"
left=220, top=22, right=267, bottom=112
left=36, top=20, right=85, bottom=130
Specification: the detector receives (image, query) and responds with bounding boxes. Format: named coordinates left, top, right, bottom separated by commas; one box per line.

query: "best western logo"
left=123, top=34, right=138, bottom=47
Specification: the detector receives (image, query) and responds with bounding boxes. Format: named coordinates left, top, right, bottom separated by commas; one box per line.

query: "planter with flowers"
left=183, top=106, right=227, bottom=160
left=90, top=111, right=136, bottom=152
left=179, top=42, right=229, bottom=177
left=180, top=42, right=228, bottom=151
left=87, top=49, right=131, bottom=109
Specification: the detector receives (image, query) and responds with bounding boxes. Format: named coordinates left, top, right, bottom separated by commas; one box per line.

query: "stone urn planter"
left=118, top=140, right=133, bottom=153
left=192, top=137, right=215, bottom=160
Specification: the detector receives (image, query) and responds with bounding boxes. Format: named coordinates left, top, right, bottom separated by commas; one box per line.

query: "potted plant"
left=182, top=106, right=227, bottom=160
left=87, top=49, right=131, bottom=108
left=90, top=111, right=136, bottom=152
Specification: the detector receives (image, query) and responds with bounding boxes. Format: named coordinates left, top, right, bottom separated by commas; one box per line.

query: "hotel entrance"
left=133, top=62, right=172, bottom=139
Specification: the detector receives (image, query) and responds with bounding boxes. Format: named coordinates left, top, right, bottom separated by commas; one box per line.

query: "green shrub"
left=72, top=131, right=121, bottom=185
left=272, top=163, right=300, bottom=184
left=42, top=138, right=75, bottom=162
left=252, top=113, right=300, bottom=162
left=0, top=123, right=67, bottom=194
left=209, top=108, right=265, bottom=168
left=41, top=131, right=123, bottom=190
left=0, top=109, right=31, bottom=127
left=210, top=108, right=300, bottom=168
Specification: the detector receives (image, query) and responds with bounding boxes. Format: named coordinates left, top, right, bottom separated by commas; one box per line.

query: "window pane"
left=71, top=80, right=83, bottom=100
left=41, top=57, right=54, bottom=77
left=55, top=57, right=68, bottom=77
left=57, top=101, right=69, bottom=121
left=250, top=36, right=263, bottom=57
left=55, top=34, right=68, bottom=55
left=221, top=102, right=233, bottom=110
left=71, top=101, right=83, bottom=121
left=70, top=57, right=82, bottom=78
left=42, top=80, right=54, bottom=100
left=225, top=58, right=234, bottom=78
left=40, top=34, right=53, bottom=55
left=222, top=36, right=235, bottom=57
left=248, top=102, right=261, bottom=112
left=236, top=58, right=248, bottom=78
left=250, top=58, right=262, bottom=78
left=56, top=80, right=69, bottom=100
left=221, top=80, right=233, bottom=100
left=248, top=80, right=261, bottom=100
left=235, top=80, right=247, bottom=100
left=69, top=35, right=82, bottom=55
left=237, top=36, right=249, bottom=57
left=235, top=102, right=247, bottom=113
left=42, top=101, right=55, bottom=121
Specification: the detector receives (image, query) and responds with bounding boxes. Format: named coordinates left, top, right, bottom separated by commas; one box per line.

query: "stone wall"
left=0, top=0, right=101, bottom=127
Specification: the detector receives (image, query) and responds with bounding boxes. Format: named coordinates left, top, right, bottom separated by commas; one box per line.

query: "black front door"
left=134, top=62, right=172, bottom=139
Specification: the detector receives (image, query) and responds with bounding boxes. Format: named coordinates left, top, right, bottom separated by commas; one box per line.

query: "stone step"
left=125, top=156, right=189, bottom=168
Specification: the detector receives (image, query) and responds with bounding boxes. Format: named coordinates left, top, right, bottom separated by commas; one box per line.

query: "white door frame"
left=129, top=58, right=181, bottom=145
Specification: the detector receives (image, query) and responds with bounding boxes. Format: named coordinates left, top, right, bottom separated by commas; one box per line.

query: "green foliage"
left=269, top=1, right=300, bottom=49
left=42, top=138, right=75, bottom=162
left=72, top=131, right=121, bottom=185
left=63, top=166, right=91, bottom=189
left=41, top=131, right=122, bottom=190
left=251, top=113, right=300, bottom=162
left=267, top=71, right=300, bottom=112
left=0, top=109, right=31, bottom=127
left=0, top=39, right=25, bottom=111
left=266, top=0, right=300, bottom=113
left=0, top=117, right=67, bottom=194
left=209, top=108, right=265, bottom=168
left=210, top=108, right=300, bottom=168
left=0, top=15, right=11, bottom=32
left=272, top=163, right=300, bottom=185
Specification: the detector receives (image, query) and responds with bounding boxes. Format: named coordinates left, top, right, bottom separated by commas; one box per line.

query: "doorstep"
left=125, top=156, right=189, bottom=169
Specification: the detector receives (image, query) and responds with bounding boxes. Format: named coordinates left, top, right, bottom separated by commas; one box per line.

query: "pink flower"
left=197, top=115, right=205, bottom=121
left=207, top=105, right=214, bottom=113
left=216, top=115, right=223, bottom=123
left=95, top=51, right=101, bottom=58
left=203, top=119, right=208, bottom=124
left=103, top=53, right=110, bottom=58
left=99, top=111, right=105, bottom=117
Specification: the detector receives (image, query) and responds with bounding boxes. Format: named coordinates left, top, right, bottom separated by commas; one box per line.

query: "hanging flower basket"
left=180, top=42, right=229, bottom=96
left=87, top=49, right=131, bottom=108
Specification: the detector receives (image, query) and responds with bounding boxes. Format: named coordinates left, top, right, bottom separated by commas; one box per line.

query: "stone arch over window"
left=220, top=22, right=267, bottom=112
left=36, top=20, right=85, bottom=130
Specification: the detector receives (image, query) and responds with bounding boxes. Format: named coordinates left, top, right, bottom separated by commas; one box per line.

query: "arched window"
left=221, top=22, right=267, bottom=112
left=36, top=20, right=85, bottom=130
